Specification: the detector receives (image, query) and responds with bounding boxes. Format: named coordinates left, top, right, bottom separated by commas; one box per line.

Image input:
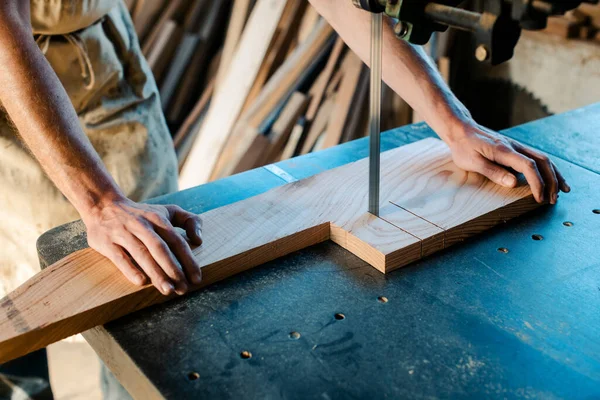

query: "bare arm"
left=310, top=0, right=569, bottom=203
left=0, top=2, right=202, bottom=295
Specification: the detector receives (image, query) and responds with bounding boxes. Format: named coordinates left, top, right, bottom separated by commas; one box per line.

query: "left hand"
left=446, top=121, right=570, bottom=204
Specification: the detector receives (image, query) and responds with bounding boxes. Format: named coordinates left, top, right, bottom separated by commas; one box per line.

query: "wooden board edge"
left=83, top=326, right=164, bottom=400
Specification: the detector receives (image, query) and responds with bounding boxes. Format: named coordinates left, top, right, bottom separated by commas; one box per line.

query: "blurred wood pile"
left=543, top=3, right=600, bottom=41
left=124, top=0, right=416, bottom=188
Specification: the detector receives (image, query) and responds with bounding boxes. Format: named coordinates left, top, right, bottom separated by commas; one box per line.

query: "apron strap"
left=35, top=28, right=99, bottom=91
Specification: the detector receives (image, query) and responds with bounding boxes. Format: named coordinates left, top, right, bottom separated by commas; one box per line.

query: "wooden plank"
left=159, top=33, right=200, bottom=111
left=296, top=4, right=320, bottom=44
left=321, top=51, right=363, bottom=149
left=124, top=0, right=137, bottom=13
left=142, top=0, right=186, bottom=56
left=340, top=66, right=369, bottom=143
left=279, top=123, right=305, bottom=160
left=242, top=1, right=307, bottom=113
left=241, top=19, right=334, bottom=130
left=284, top=39, right=343, bottom=157
left=173, top=79, right=215, bottom=157
left=145, top=20, right=182, bottom=85
left=166, top=0, right=225, bottom=124
left=231, top=132, right=270, bottom=174
left=305, top=37, right=344, bottom=124
left=133, top=0, right=169, bottom=43
left=173, top=50, right=222, bottom=167
left=214, top=0, right=252, bottom=89
left=263, top=92, right=309, bottom=164
left=0, top=138, right=541, bottom=363
left=300, top=94, right=335, bottom=154
left=209, top=20, right=334, bottom=180
left=178, top=0, right=287, bottom=189
left=232, top=92, right=310, bottom=173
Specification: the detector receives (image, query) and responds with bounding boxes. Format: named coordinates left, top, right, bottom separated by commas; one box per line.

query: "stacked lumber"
left=127, top=1, right=418, bottom=189
left=542, top=3, right=600, bottom=41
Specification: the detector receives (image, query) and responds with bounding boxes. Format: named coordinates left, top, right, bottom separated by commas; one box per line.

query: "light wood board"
left=0, top=138, right=540, bottom=363
left=179, top=0, right=287, bottom=189
left=210, top=19, right=334, bottom=180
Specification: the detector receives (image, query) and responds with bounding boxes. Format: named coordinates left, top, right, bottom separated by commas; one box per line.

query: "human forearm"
left=308, top=0, right=471, bottom=144
left=0, top=3, right=203, bottom=295
left=310, top=0, right=569, bottom=203
left=0, top=12, right=125, bottom=216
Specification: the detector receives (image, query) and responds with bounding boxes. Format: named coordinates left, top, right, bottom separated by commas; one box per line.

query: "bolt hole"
left=187, top=372, right=200, bottom=381
left=532, top=234, right=544, bottom=241
left=593, top=209, right=600, bottom=215
left=240, top=351, right=252, bottom=359
left=377, top=296, right=388, bottom=303
left=289, top=331, right=301, bottom=340
left=563, top=221, right=573, bottom=227
left=497, top=247, right=509, bottom=253
left=334, top=313, right=345, bottom=320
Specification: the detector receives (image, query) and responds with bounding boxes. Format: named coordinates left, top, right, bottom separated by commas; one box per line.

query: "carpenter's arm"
left=309, top=0, right=569, bottom=203
left=0, top=2, right=202, bottom=295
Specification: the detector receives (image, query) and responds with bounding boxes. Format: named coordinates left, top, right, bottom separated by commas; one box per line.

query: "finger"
left=104, top=245, right=148, bottom=287
left=552, top=162, right=570, bottom=193
left=133, top=229, right=190, bottom=295
left=493, top=149, right=545, bottom=203
left=472, top=155, right=518, bottom=189
left=514, top=145, right=559, bottom=204
left=161, top=228, right=203, bottom=285
left=118, top=234, right=176, bottom=296
left=167, top=205, right=203, bottom=245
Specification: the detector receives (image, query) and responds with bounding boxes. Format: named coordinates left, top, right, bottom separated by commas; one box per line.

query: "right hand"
left=83, top=198, right=204, bottom=296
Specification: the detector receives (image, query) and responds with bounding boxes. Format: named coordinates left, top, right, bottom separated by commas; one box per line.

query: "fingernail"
left=502, top=175, right=516, bottom=187
left=162, top=282, right=174, bottom=295
left=175, top=282, right=188, bottom=295
left=565, top=183, right=571, bottom=192
left=553, top=193, right=557, bottom=204
left=192, top=271, right=202, bottom=284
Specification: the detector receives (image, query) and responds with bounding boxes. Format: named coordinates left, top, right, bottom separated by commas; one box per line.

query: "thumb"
left=474, top=157, right=517, bottom=188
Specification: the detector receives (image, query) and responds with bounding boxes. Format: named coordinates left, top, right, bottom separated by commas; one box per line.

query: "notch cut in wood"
left=0, top=138, right=540, bottom=363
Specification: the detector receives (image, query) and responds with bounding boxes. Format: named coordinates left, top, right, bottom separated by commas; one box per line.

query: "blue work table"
left=38, top=103, right=600, bottom=399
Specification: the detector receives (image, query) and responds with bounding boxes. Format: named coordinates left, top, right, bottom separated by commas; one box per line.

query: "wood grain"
left=321, top=51, right=363, bottom=149
left=210, top=20, right=334, bottom=181
left=0, top=138, right=540, bottom=363
left=179, top=0, right=287, bottom=189
left=214, top=0, right=252, bottom=89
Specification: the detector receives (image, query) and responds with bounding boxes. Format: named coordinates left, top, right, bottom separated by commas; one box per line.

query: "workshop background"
left=45, top=0, right=600, bottom=398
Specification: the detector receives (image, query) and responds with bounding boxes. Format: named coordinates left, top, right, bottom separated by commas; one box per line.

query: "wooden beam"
left=178, top=0, right=287, bottom=189
left=210, top=20, right=334, bottom=180
left=0, top=138, right=541, bottom=363
left=241, top=19, right=334, bottom=130
left=340, top=66, right=369, bottom=143
left=321, top=51, right=363, bottom=149
left=242, top=0, right=307, bottom=113
left=231, top=92, right=310, bottom=173
left=214, top=0, right=253, bottom=89
left=142, top=0, right=186, bottom=56
left=300, top=94, right=335, bottom=154
left=305, top=37, right=345, bottom=125
left=263, top=92, right=310, bottom=164
left=145, top=20, right=182, bottom=85
left=132, top=0, right=169, bottom=43
left=165, top=0, right=225, bottom=124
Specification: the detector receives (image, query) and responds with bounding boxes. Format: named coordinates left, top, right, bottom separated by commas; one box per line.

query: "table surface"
left=38, top=103, right=600, bottom=399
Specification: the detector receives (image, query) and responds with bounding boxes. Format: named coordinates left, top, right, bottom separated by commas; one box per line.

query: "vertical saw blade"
left=368, top=13, right=383, bottom=216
